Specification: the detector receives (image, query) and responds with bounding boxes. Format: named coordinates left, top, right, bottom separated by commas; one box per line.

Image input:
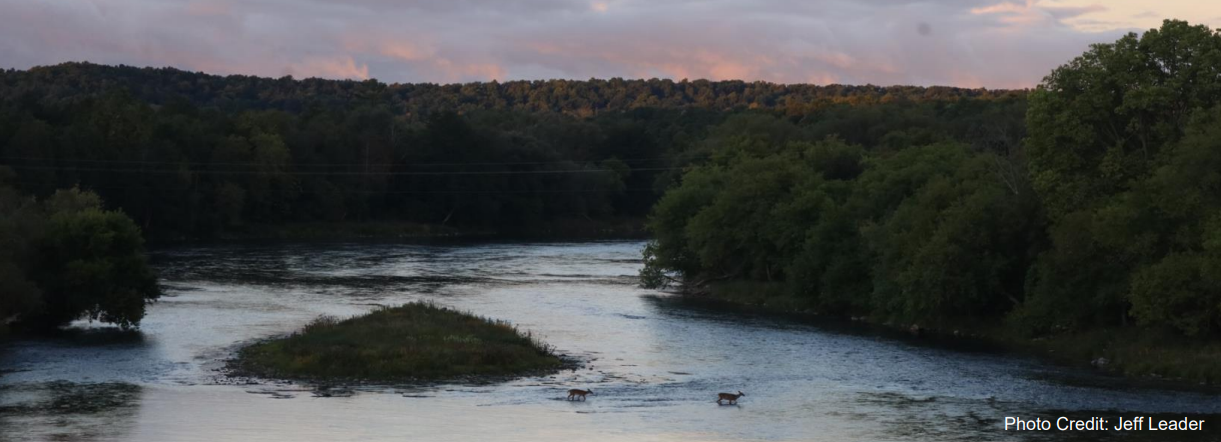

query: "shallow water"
left=1, top=240, right=1218, bottom=441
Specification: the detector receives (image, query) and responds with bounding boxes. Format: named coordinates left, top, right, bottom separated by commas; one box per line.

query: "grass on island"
left=236, top=302, right=563, bottom=382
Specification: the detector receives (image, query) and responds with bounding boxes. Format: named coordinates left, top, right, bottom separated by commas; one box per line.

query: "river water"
left=1, top=240, right=1218, bottom=442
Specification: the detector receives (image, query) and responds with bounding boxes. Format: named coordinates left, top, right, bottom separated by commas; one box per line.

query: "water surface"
left=1, top=241, right=1218, bottom=441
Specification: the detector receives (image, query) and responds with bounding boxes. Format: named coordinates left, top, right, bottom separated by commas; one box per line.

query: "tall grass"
left=236, top=302, right=562, bottom=382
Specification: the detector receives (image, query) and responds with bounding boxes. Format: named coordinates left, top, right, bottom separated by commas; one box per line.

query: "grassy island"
left=235, top=302, right=563, bottom=382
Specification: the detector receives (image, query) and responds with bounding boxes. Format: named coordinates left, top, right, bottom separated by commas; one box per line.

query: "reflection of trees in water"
left=0, top=382, right=141, bottom=441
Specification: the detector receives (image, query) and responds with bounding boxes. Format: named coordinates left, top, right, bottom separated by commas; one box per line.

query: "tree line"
left=0, top=32, right=1024, bottom=330
left=0, top=68, right=1022, bottom=238
left=642, top=20, right=1221, bottom=340
left=0, top=62, right=1023, bottom=117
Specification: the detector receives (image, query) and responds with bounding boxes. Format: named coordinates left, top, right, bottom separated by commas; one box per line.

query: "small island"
left=234, top=302, right=563, bottom=382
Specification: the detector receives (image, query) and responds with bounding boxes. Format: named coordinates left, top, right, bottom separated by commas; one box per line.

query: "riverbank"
left=232, top=302, right=565, bottom=383
left=148, top=217, right=648, bottom=243
left=691, top=281, right=1221, bottom=386
left=10, top=240, right=1221, bottom=442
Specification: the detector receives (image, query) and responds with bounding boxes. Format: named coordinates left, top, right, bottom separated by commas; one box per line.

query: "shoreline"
left=144, top=218, right=649, bottom=244
left=675, top=282, right=1221, bottom=388
left=228, top=303, right=572, bottom=385
left=221, top=349, right=586, bottom=388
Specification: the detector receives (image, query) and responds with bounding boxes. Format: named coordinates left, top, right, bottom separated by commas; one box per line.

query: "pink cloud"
left=379, top=41, right=434, bottom=61
left=971, top=1, right=1108, bottom=27
left=287, top=56, right=369, bottom=80
left=0, top=0, right=1150, bottom=88
left=434, top=58, right=505, bottom=81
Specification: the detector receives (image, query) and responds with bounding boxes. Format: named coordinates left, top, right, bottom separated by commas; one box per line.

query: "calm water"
left=1, top=241, right=1218, bottom=442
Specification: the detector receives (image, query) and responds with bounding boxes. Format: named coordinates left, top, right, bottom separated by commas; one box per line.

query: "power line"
left=0, top=165, right=683, bottom=176
left=0, top=155, right=676, bottom=168
left=74, top=184, right=660, bottom=195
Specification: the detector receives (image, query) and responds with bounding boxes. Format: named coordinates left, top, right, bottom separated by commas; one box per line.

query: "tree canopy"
left=643, top=19, right=1221, bottom=340
left=0, top=63, right=1023, bottom=237
left=0, top=176, right=160, bottom=331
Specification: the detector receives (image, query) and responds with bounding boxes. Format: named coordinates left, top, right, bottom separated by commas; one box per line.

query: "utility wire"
left=79, top=185, right=660, bottom=195
left=0, top=165, right=683, bottom=176
left=0, top=156, right=677, bottom=168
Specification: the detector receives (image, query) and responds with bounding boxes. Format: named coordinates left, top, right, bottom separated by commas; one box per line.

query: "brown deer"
left=716, top=391, right=745, bottom=405
left=567, top=388, right=593, bottom=401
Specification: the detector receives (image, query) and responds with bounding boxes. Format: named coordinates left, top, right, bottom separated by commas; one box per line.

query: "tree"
left=20, top=188, right=162, bottom=330
left=1022, top=20, right=1221, bottom=334
left=0, top=170, right=44, bottom=326
left=1123, top=108, right=1221, bottom=336
left=1027, top=19, right=1221, bottom=218
left=867, top=146, right=1042, bottom=325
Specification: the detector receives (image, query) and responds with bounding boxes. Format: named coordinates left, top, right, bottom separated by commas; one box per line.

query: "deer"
left=567, top=388, right=593, bottom=401
left=716, top=391, right=745, bottom=405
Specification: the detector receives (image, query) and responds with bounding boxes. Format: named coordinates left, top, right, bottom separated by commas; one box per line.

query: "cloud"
left=0, top=0, right=1215, bottom=87
left=185, top=0, right=232, bottom=17
left=970, top=1, right=1107, bottom=28
left=287, top=56, right=369, bottom=80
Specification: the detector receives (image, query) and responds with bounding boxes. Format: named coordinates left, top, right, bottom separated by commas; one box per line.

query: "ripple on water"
left=1, top=240, right=1218, bottom=442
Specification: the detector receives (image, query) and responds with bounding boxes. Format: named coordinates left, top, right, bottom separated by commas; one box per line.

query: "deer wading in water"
left=716, top=391, right=745, bottom=405
left=567, top=389, right=593, bottom=401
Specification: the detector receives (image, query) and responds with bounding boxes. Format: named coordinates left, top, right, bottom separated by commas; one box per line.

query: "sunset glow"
left=0, top=0, right=1218, bottom=87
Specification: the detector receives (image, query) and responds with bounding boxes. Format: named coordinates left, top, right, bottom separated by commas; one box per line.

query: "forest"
left=0, top=63, right=1022, bottom=237
left=642, top=19, right=1221, bottom=360
left=0, top=47, right=1022, bottom=331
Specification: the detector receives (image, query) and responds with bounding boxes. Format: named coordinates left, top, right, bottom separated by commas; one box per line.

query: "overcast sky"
left=1, top=0, right=1217, bottom=88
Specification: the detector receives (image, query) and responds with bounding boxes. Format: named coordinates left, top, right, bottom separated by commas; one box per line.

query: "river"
left=1, top=240, right=1218, bottom=441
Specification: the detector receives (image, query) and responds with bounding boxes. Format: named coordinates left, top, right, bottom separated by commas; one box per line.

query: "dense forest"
left=0, top=63, right=1023, bottom=237
left=642, top=20, right=1221, bottom=351
left=0, top=63, right=1020, bottom=116
left=0, top=37, right=1025, bottom=331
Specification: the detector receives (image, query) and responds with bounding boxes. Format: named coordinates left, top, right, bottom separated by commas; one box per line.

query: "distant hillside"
left=0, top=61, right=1027, bottom=238
left=0, top=62, right=1026, bottom=117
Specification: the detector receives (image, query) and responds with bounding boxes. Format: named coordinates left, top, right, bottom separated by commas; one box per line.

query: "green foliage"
left=643, top=112, right=1039, bottom=324
left=32, top=209, right=160, bottom=329
left=683, top=152, right=806, bottom=281
left=1120, top=108, right=1221, bottom=336
left=0, top=169, right=42, bottom=327
left=0, top=181, right=160, bottom=330
left=2, top=62, right=1024, bottom=116
left=1129, top=253, right=1221, bottom=336
left=784, top=195, right=866, bottom=315
left=646, top=165, right=723, bottom=280
left=868, top=149, right=1041, bottom=325
left=1027, top=20, right=1221, bottom=219
left=0, top=63, right=1024, bottom=238
left=236, top=302, right=562, bottom=381
left=1020, top=20, right=1221, bottom=335
left=644, top=19, right=1221, bottom=346
left=638, top=241, right=672, bottom=289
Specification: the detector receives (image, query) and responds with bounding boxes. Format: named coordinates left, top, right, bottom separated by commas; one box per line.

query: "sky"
left=0, top=0, right=1218, bottom=88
